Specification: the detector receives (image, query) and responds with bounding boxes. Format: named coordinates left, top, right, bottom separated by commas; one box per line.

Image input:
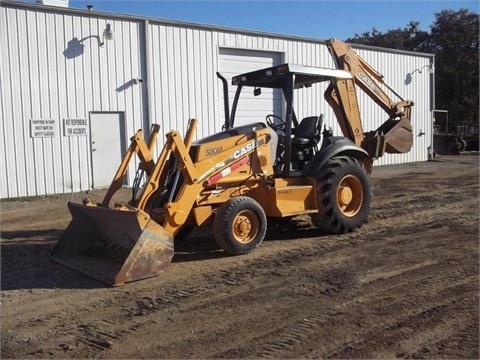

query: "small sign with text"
left=64, top=118, right=88, bottom=136
left=30, top=119, right=57, bottom=138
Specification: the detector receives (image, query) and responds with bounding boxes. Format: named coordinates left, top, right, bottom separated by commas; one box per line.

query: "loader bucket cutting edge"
left=51, top=202, right=174, bottom=286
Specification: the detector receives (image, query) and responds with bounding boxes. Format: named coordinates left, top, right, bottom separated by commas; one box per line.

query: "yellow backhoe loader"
left=52, top=39, right=414, bottom=285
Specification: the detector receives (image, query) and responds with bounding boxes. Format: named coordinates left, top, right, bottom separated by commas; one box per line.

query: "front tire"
left=213, top=197, right=267, bottom=255
left=310, top=156, right=371, bottom=234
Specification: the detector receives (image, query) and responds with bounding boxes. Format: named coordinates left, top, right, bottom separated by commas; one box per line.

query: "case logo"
left=233, top=140, right=261, bottom=159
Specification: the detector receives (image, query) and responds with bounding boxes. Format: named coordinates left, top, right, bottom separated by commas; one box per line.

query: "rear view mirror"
left=254, top=87, right=261, bottom=96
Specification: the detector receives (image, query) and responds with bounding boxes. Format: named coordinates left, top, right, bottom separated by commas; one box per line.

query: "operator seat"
left=292, top=115, right=324, bottom=148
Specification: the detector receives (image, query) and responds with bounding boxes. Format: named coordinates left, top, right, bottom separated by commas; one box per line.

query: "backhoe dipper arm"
left=325, top=38, right=414, bottom=159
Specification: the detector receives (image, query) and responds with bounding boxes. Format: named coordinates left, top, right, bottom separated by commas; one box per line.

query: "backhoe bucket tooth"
left=51, top=202, right=174, bottom=286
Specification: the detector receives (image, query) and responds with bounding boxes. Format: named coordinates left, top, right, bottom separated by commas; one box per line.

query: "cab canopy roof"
left=232, top=63, right=352, bottom=89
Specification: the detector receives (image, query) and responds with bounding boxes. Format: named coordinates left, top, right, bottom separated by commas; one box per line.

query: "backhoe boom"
left=326, top=38, right=414, bottom=160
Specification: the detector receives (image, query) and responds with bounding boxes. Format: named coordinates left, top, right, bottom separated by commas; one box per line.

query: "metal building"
left=0, top=0, right=435, bottom=198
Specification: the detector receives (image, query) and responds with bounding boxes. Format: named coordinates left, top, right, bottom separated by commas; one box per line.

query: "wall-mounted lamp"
left=419, top=63, right=434, bottom=74
left=405, top=63, right=435, bottom=85
left=101, top=23, right=114, bottom=46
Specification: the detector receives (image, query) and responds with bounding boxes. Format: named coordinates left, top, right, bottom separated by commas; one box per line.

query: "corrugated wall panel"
left=0, top=4, right=146, bottom=198
left=148, top=24, right=221, bottom=147
left=1, top=7, right=16, bottom=197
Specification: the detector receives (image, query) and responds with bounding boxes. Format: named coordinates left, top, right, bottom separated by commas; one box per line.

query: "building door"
left=218, top=48, right=284, bottom=127
left=90, top=111, right=126, bottom=188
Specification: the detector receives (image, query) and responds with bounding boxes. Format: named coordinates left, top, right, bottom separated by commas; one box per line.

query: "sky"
left=30, top=0, right=479, bottom=40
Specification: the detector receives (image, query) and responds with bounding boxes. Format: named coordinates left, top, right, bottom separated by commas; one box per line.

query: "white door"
left=218, top=48, right=284, bottom=127
left=90, top=112, right=126, bottom=188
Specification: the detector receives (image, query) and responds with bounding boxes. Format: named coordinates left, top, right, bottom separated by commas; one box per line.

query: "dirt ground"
left=1, top=154, right=479, bottom=359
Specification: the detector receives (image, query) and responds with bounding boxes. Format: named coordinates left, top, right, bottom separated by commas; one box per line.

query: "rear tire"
left=213, top=197, right=267, bottom=255
left=310, top=156, right=371, bottom=234
left=457, top=139, right=467, bottom=152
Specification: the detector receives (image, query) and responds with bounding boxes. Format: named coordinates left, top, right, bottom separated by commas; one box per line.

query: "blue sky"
left=33, top=0, right=479, bottom=40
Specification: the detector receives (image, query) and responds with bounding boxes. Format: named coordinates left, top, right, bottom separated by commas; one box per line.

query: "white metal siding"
left=218, top=47, right=283, bottom=126
left=148, top=25, right=219, bottom=144
left=0, top=2, right=433, bottom=198
left=0, top=5, right=145, bottom=197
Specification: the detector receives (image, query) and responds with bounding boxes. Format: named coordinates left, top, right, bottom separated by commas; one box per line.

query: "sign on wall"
left=30, top=119, right=57, bottom=138
left=64, top=118, right=88, bottom=136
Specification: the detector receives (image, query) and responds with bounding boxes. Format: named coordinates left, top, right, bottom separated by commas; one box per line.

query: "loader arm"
left=325, top=38, right=414, bottom=160
left=102, top=124, right=160, bottom=207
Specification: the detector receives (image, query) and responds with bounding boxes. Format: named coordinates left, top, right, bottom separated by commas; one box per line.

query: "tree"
left=346, top=9, right=479, bottom=132
left=427, top=9, right=479, bottom=131
left=347, top=21, right=430, bottom=51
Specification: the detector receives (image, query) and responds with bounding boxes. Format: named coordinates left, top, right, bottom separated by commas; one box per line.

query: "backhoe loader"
left=52, top=39, right=414, bottom=285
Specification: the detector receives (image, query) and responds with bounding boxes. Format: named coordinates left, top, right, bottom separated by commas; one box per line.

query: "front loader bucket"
left=51, top=202, right=174, bottom=286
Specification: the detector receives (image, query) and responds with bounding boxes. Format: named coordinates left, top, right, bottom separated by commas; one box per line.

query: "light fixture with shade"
left=101, top=23, right=114, bottom=46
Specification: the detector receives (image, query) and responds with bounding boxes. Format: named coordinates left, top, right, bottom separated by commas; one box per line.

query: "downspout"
left=430, top=56, right=436, bottom=160
left=142, top=19, right=152, bottom=134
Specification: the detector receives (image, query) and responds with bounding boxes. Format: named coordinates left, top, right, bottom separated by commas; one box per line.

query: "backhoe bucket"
left=364, top=116, right=413, bottom=158
left=383, top=116, right=413, bottom=154
left=51, top=202, right=174, bottom=286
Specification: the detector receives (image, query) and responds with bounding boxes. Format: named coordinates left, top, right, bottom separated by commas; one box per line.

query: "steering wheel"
left=266, top=114, right=286, bottom=131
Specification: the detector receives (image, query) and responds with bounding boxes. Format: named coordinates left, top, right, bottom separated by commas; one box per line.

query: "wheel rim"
left=336, top=174, right=363, bottom=217
left=232, top=209, right=259, bottom=244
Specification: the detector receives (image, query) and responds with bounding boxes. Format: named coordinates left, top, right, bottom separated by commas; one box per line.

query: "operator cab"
left=219, top=63, right=352, bottom=176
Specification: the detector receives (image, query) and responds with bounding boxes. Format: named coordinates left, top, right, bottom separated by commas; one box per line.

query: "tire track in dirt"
left=242, top=262, right=475, bottom=358
left=324, top=283, right=478, bottom=359
left=212, top=247, right=477, bottom=359
left=75, top=254, right=359, bottom=357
